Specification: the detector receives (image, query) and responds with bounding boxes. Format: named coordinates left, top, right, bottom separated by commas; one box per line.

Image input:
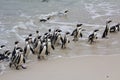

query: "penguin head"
left=29, top=34, right=32, bottom=37
left=0, top=45, right=5, bottom=48
left=15, top=41, right=19, bottom=45
left=38, top=36, right=41, bottom=39
left=77, top=24, right=82, bottom=27
left=94, top=29, right=99, bottom=32
left=106, top=20, right=112, bottom=24
left=25, top=38, right=29, bottom=44
left=36, top=30, right=39, bottom=34
left=48, top=29, right=51, bottom=32
left=66, top=32, right=70, bottom=35
left=64, top=10, right=69, bottom=13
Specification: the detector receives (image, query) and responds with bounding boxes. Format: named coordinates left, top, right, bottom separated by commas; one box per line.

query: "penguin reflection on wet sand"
left=61, top=32, right=70, bottom=49
left=102, top=20, right=112, bottom=38
left=71, top=24, right=84, bottom=41
left=88, top=29, right=99, bottom=44
left=110, top=23, right=120, bottom=33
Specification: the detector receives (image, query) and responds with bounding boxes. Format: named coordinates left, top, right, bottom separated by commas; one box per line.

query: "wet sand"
left=1, top=55, right=120, bottom=80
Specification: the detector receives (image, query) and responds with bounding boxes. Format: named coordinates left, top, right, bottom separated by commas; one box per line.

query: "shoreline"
left=1, top=54, right=120, bottom=80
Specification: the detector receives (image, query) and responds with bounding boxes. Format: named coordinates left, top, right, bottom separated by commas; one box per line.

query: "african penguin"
left=110, top=23, right=120, bottom=33
left=38, top=41, right=47, bottom=60
left=0, top=45, right=10, bottom=61
left=102, top=20, right=112, bottom=38
left=61, top=32, right=70, bottom=49
left=46, top=38, right=55, bottom=55
left=34, top=36, right=42, bottom=55
left=71, top=24, right=83, bottom=41
left=9, top=47, right=26, bottom=70
left=24, top=38, right=34, bottom=59
left=88, top=29, right=99, bottom=44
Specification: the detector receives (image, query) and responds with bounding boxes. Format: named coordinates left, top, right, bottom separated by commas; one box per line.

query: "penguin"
left=38, top=41, right=48, bottom=60
left=54, top=29, right=62, bottom=45
left=0, top=45, right=9, bottom=61
left=40, top=16, right=51, bottom=22
left=34, top=30, right=40, bottom=44
left=71, top=24, right=84, bottom=41
left=110, top=23, right=120, bottom=33
left=9, top=47, right=26, bottom=70
left=88, top=29, right=99, bottom=44
left=61, top=32, right=70, bottom=49
left=102, top=20, right=112, bottom=38
left=12, top=41, right=19, bottom=57
left=24, top=38, right=34, bottom=59
left=46, top=38, right=55, bottom=55
left=58, top=9, right=69, bottom=16
left=34, top=36, right=42, bottom=55
left=9, top=47, right=21, bottom=68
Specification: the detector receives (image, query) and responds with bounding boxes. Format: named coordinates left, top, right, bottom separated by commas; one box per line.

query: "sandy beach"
left=1, top=55, right=120, bottom=80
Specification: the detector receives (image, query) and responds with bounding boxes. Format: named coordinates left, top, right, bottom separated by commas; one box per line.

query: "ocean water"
left=0, top=0, right=120, bottom=75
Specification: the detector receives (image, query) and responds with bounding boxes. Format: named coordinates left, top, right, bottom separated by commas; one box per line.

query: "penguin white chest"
left=41, top=46, right=46, bottom=56
left=19, top=54, right=24, bottom=65
left=47, top=42, right=51, bottom=52
left=26, top=45, right=30, bottom=55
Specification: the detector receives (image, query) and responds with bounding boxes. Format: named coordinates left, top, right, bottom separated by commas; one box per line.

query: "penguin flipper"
left=60, top=37, right=64, bottom=43
left=30, top=47, right=34, bottom=54
left=80, top=33, right=83, bottom=38
left=51, top=45, right=55, bottom=50
left=24, top=46, right=27, bottom=56
left=71, top=29, right=76, bottom=36
left=23, top=58, right=26, bottom=63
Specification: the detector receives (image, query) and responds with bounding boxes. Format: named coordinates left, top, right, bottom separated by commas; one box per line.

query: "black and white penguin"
left=40, top=16, right=51, bottom=22
left=58, top=9, right=69, bottom=16
left=88, top=29, right=99, bottom=44
left=71, top=24, right=84, bottom=41
left=0, top=45, right=10, bottom=61
left=38, top=41, right=48, bottom=60
left=34, top=36, right=42, bottom=55
left=46, top=38, right=55, bottom=55
left=34, top=30, right=40, bottom=44
left=54, top=29, right=62, bottom=45
left=24, top=38, right=34, bottom=59
left=12, top=41, right=19, bottom=57
left=102, top=20, right=112, bottom=38
left=110, top=23, right=120, bottom=33
left=9, top=47, right=26, bottom=70
left=61, top=32, right=70, bottom=49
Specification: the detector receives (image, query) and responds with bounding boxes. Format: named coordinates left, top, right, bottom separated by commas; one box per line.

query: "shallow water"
left=0, top=0, right=120, bottom=75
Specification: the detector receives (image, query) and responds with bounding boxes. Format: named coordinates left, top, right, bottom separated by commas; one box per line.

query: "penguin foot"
left=21, top=65, right=27, bottom=69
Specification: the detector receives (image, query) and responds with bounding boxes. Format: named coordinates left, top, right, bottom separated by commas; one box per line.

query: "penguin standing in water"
left=0, top=45, right=10, bottom=61
left=34, top=36, right=42, bottom=55
left=102, top=20, right=112, bottom=38
left=54, top=29, right=62, bottom=45
left=110, top=23, right=120, bottom=33
left=38, top=41, right=48, bottom=60
left=24, top=38, right=34, bottom=59
left=12, top=41, right=19, bottom=57
left=34, top=30, right=40, bottom=44
left=88, top=29, right=99, bottom=44
left=9, top=47, right=26, bottom=70
left=46, top=38, right=55, bottom=55
left=61, top=32, right=70, bottom=49
left=71, top=24, right=83, bottom=41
